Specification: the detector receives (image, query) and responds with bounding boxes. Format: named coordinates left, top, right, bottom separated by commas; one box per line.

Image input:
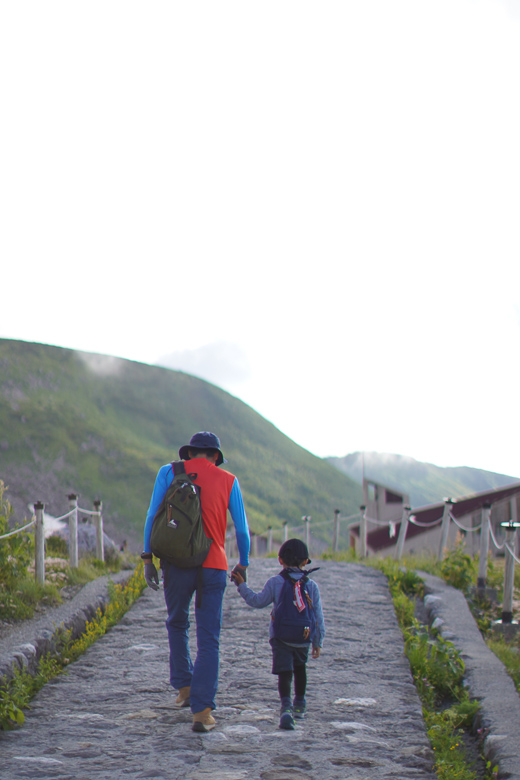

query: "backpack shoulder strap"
left=171, top=460, right=186, bottom=476
left=301, top=567, right=320, bottom=578
left=279, top=568, right=301, bottom=581
left=298, top=568, right=320, bottom=588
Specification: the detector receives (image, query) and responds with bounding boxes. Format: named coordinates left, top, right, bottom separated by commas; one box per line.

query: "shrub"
left=440, top=542, right=476, bottom=592
left=45, top=534, right=69, bottom=557
left=0, top=481, right=35, bottom=589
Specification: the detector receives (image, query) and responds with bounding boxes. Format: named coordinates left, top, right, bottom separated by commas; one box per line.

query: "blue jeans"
left=163, top=563, right=227, bottom=714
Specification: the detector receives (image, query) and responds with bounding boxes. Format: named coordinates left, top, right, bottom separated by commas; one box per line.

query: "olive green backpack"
left=150, top=461, right=212, bottom=567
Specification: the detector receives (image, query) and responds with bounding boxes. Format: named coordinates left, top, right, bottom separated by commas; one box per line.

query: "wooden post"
left=283, top=522, right=288, bottom=542
left=34, top=501, right=45, bottom=586
left=68, top=493, right=79, bottom=568
left=303, top=516, right=311, bottom=550
left=501, top=524, right=517, bottom=623
left=395, top=506, right=411, bottom=561
left=360, top=505, right=367, bottom=558
left=93, top=499, right=104, bottom=562
left=437, top=499, right=454, bottom=562
left=511, top=497, right=519, bottom=557
left=267, top=526, right=273, bottom=555
left=333, top=509, right=340, bottom=553
left=477, top=502, right=491, bottom=589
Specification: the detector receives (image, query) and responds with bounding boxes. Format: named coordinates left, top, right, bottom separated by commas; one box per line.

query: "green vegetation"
left=0, top=481, right=62, bottom=620
left=386, top=545, right=520, bottom=698
left=0, top=480, right=134, bottom=622
left=0, top=482, right=35, bottom=587
left=0, top=563, right=146, bottom=730
left=372, top=559, right=490, bottom=780
left=439, top=543, right=478, bottom=592
left=0, top=338, right=363, bottom=547
left=486, top=638, right=520, bottom=694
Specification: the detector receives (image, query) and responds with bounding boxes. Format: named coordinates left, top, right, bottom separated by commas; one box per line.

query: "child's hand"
left=312, top=646, right=321, bottom=659
left=230, top=564, right=246, bottom=586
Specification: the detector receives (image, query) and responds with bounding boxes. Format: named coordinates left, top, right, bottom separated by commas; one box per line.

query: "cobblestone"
left=1, top=561, right=439, bottom=779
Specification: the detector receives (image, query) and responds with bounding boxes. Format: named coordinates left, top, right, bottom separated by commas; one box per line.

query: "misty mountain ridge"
left=327, top=451, right=519, bottom=509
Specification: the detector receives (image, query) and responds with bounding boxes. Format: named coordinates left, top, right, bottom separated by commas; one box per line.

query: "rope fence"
left=243, top=511, right=364, bottom=558
left=409, top=515, right=443, bottom=528
left=449, top=512, right=482, bottom=533
left=1, top=495, right=105, bottom=586
left=506, top=543, right=520, bottom=567
left=249, top=508, right=496, bottom=560
left=4, top=485, right=519, bottom=624
left=244, top=499, right=520, bottom=627
left=489, top=522, right=506, bottom=551
left=52, top=508, right=76, bottom=522
left=0, top=516, right=36, bottom=540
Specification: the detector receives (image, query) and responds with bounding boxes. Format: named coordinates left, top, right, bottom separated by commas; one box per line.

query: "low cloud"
left=75, top=351, right=124, bottom=377
left=155, top=341, right=252, bottom=390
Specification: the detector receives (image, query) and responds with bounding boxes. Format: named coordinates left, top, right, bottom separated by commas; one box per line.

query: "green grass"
left=373, top=558, right=485, bottom=780
left=486, top=638, right=520, bottom=692
left=0, top=553, right=136, bottom=624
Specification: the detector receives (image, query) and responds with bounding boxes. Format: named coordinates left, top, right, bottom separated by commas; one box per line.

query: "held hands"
left=144, top=562, right=160, bottom=591
left=230, top=563, right=247, bottom=586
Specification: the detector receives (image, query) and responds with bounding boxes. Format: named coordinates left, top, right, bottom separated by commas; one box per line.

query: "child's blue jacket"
left=237, top=567, right=325, bottom=648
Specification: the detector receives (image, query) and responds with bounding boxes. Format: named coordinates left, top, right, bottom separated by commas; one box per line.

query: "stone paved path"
left=0, top=560, right=436, bottom=780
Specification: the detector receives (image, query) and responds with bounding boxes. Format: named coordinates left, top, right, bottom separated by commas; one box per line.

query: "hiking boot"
left=279, top=706, right=295, bottom=730
left=293, top=698, right=307, bottom=719
left=192, top=708, right=216, bottom=733
left=175, top=686, right=191, bottom=708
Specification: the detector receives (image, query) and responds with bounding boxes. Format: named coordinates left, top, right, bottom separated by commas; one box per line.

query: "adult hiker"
left=142, top=431, right=250, bottom=732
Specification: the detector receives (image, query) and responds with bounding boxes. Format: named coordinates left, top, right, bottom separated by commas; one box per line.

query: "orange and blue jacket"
left=143, top=457, right=250, bottom=570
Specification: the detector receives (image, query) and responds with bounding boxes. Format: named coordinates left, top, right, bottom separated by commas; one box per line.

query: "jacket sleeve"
left=143, top=464, right=173, bottom=553
left=309, top=580, right=325, bottom=648
left=237, top=576, right=279, bottom=609
left=228, top=478, right=250, bottom=566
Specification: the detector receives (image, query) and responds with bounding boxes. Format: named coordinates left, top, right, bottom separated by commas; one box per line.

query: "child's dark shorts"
left=270, top=638, right=309, bottom=674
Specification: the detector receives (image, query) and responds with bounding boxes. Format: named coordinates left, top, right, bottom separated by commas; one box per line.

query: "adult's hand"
left=230, top=563, right=247, bottom=585
left=144, top=562, right=160, bottom=591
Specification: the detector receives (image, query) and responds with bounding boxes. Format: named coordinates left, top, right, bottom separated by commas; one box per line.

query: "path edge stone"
left=0, top=569, right=135, bottom=685
left=420, top=571, right=520, bottom=780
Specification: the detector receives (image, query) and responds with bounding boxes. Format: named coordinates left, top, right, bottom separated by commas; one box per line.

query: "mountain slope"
left=327, top=451, right=519, bottom=508
left=0, top=339, right=363, bottom=549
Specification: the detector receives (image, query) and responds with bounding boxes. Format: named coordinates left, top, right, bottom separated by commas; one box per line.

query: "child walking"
left=231, top=538, right=325, bottom=730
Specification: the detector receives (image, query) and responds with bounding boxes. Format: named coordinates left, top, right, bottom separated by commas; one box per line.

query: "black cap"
left=278, top=538, right=311, bottom=566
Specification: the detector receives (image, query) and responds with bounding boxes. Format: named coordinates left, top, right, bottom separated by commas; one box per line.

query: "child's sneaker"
left=293, top=698, right=307, bottom=719
left=279, top=706, right=295, bottom=730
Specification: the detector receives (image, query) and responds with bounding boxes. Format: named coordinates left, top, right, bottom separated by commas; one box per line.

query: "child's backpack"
left=150, top=461, right=212, bottom=567
left=272, top=568, right=319, bottom=644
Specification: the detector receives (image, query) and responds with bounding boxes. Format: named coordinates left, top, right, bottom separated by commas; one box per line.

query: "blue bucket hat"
left=179, top=431, right=226, bottom=466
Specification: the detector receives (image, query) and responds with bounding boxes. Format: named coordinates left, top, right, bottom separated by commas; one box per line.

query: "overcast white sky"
left=2, top=1, right=520, bottom=477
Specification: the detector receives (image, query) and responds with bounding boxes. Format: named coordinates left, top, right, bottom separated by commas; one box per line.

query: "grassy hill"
left=327, top=451, right=519, bottom=508
left=0, top=339, right=363, bottom=550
